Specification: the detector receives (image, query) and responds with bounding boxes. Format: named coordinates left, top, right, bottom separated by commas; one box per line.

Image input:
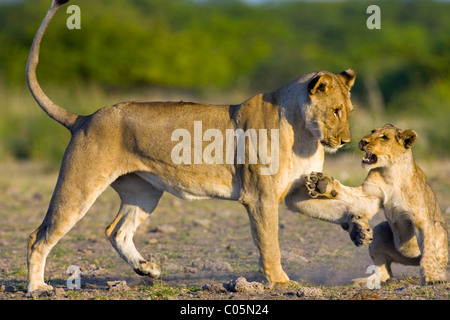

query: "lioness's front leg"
left=244, top=200, right=289, bottom=284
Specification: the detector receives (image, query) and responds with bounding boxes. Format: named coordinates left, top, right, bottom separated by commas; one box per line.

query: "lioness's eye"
left=334, top=108, right=340, bottom=116
left=381, top=135, right=389, bottom=141
left=371, top=129, right=376, bottom=134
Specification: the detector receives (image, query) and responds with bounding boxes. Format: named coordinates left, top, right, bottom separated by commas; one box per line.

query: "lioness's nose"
left=341, top=137, right=350, bottom=145
left=359, top=139, right=368, bottom=150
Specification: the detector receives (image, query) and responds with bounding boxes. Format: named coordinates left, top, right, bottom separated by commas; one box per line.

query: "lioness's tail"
left=26, top=0, right=78, bottom=131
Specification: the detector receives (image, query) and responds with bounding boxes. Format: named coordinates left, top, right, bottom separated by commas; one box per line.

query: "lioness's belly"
left=136, top=167, right=240, bottom=201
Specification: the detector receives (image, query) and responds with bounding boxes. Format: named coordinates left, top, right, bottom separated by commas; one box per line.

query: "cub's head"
left=304, top=68, right=356, bottom=153
left=358, top=124, right=418, bottom=169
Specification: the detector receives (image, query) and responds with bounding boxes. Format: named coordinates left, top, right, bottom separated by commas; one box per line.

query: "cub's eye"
left=381, top=135, right=389, bottom=141
left=371, top=129, right=376, bottom=134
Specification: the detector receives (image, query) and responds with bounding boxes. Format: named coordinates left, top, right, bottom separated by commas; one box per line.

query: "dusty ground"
left=0, top=155, right=449, bottom=301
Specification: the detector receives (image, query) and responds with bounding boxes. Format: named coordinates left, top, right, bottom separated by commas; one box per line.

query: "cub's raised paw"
left=305, top=172, right=338, bottom=199
left=348, top=214, right=373, bottom=247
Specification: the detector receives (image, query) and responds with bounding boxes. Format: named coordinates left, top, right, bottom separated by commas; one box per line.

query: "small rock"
left=152, top=224, right=176, bottom=233
left=296, top=287, right=323, bottom=298
left=81, top=266, right=108, bottom=278
left=226, top=243, right=236, bottom=251
left=350, top=290, right=382, bottom=300
left=0, top=284, right=15, bottom=293
left=202, top=283, right=228, bottom=293
left=107, top=280, right=130, bottom=292
left=193, top=219, right=211, bottom=228
left=281, top=250, right=309, bottom=264
left=54, top=287, right=66, bottom=297
left=228, top=277, right=265, bottom=294
left=30, top=289, right=52, bottom=299
left=184, top=266, right=198, bottom=274
left=150, top=253, right=168, bottom=265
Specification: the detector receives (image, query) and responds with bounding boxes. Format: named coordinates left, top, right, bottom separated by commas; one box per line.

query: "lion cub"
left=305, top=124, right=448, bottom=285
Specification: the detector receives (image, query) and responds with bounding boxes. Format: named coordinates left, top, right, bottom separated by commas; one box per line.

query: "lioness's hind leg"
left=108, top=173, right=163, bottom=278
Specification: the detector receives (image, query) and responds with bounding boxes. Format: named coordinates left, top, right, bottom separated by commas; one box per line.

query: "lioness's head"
left=358, top=124, right=418, bottom=169
left=304, top=69, right=356, bottom=153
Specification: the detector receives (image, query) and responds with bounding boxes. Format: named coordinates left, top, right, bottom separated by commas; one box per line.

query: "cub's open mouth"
left=362, top=152, right=377, bottom=165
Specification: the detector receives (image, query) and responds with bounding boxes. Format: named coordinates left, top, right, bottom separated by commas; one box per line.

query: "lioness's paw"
left=305, top=172, right=337, bottom=199
left=349, top=214, right=373, bottom=247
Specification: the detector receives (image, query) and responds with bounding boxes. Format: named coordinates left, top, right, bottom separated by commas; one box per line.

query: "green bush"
left=0, top=0, right=449, bottom=161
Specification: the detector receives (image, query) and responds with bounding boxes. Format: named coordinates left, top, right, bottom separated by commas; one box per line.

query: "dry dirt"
left=0, top=155, right=449, bottom=302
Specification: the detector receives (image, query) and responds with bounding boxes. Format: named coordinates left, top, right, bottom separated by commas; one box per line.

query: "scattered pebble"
left=193, top=219, right=211, bottom=228
left=350, top=290, right=382, bottom=300
left=107, top=280, right=130, bottom=292
left=54, top=287, right=66, bottom=297
left=202, top=283, right=228, bottom=294
left=152, top=224, right=176, bottom=233
left=149, top=253, right=168, bottom=265
left=29, top=289, right=52, bottom=299
left=0, top=285, right=15, bottom=293
left=296, top=287, right=323, bottom=298
left=281, top=250, right=309, bottom=264
left=81, top=265, right=108, bottom=278
left=228, top=277, right=265, bottom=294
left=184, top=266, right=198, bottom=274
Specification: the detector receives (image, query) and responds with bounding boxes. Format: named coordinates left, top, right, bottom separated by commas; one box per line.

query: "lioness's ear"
left=308, top=74, right=332, bottom=95
left=396, top=129, right=418, bottom=149
left=337, top=68, right=356, bottom=89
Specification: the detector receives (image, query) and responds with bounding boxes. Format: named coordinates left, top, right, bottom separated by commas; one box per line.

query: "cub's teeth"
left=362, top=152, right=375, bottom=164
left=362, top=152, right=377, bottom=164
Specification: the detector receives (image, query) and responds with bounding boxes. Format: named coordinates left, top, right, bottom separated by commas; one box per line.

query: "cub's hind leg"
left=434, top=221, right=448, bottom=283
left=416, top=220, right=448, bottom=284
left=368, top=221, right=420, bottom=283
left=107, top=173, right=163, bottom=278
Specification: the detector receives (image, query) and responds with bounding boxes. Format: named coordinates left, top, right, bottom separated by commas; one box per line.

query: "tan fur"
left=26, top=1, right=356, bottom=292
left=305, top=124, right=448, bottom=285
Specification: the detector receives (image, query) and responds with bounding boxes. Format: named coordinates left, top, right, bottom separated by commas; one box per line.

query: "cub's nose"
left=359, top=139, right=368, bottom=150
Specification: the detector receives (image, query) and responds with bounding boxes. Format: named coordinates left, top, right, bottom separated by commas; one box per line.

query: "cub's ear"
left=308, top=74, right=332, bottom=95
left=337, top=68, right=356, bottom=89
left=396, top=129, right=418, bottom=149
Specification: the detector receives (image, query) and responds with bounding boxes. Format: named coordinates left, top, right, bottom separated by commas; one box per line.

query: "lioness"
left=305, top=124, right=448, bottom=285
left=26, top=0, right=357, bottom=292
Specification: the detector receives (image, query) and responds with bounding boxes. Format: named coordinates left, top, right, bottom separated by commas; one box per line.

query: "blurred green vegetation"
left=0, top=0, right=449, bottom=162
